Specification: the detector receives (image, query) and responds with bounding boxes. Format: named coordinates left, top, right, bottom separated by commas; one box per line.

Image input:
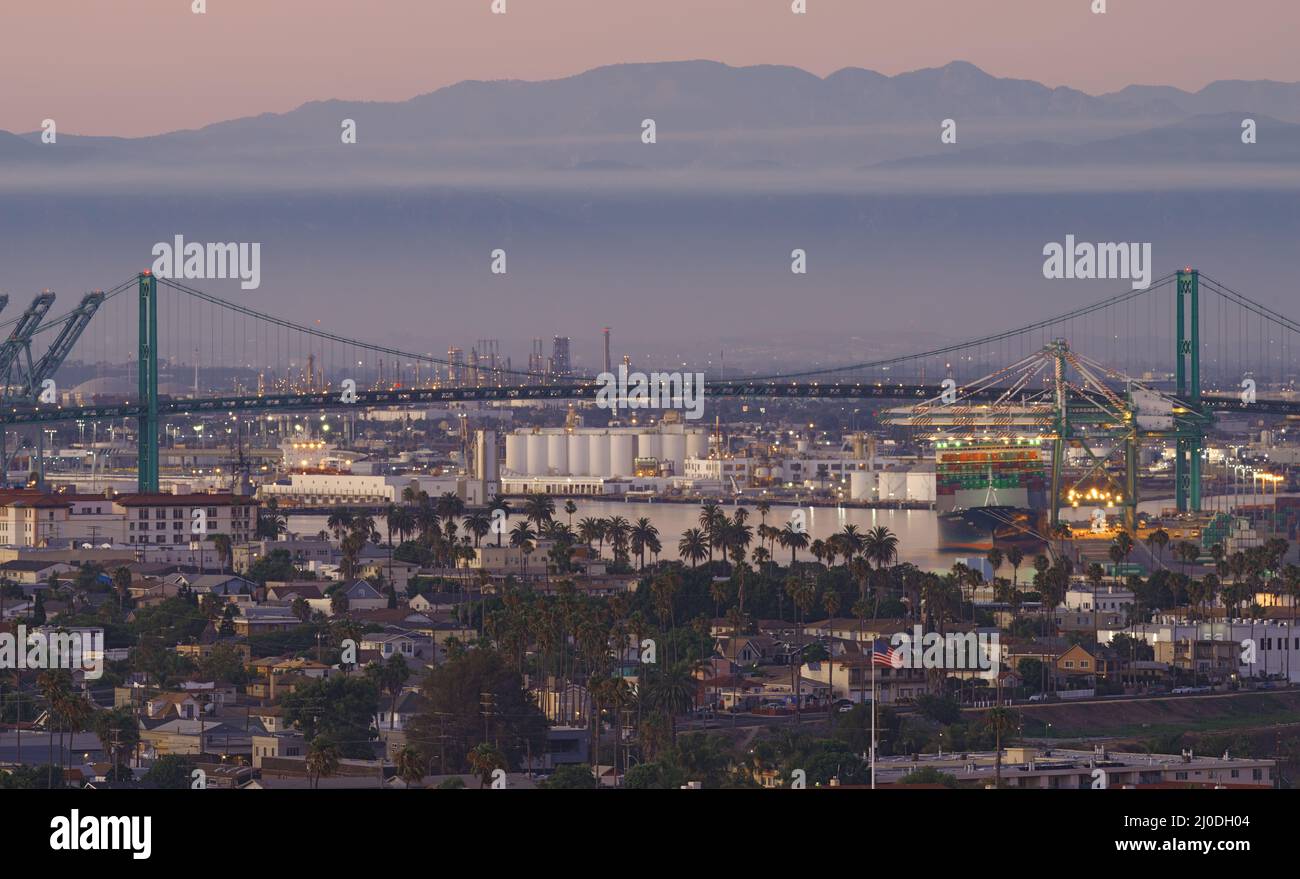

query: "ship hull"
left=937, top=505, right=1046, bottom=551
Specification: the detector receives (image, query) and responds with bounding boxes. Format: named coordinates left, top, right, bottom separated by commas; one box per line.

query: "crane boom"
left=0, top=292, right=55, bottom=395
left=26, top=292, right=106, bottom=395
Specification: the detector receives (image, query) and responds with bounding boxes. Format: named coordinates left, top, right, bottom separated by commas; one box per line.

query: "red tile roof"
left=113, top=493, right=251, bottom=506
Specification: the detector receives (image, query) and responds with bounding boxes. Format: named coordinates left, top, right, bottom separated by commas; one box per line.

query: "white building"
left=258, top=473, right=461, bottom=507
left=1066, top=584, right=1136, bottom=614
left=1103, top=619, right=1300, bottom=682
left=118, top=491, right=257, bottom=547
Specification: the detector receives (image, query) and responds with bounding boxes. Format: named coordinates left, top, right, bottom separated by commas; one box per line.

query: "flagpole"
left=870, top=648, right=877, bottom=790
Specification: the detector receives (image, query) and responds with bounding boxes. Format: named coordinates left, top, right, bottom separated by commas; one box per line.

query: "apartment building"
left=116, top=492, right=258, bottom=547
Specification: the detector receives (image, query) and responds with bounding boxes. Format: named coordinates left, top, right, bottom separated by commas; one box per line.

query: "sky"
left=2, top=0, right=1297, bottom=137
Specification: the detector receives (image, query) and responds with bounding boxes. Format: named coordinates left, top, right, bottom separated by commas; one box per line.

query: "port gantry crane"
left=0, top=290, right=108, bottom=481
left=879, top=338, right=1212, bottom=534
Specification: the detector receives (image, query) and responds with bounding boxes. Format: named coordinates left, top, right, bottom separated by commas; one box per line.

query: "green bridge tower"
left=137, top=271, right=159, bottom=493
left=1173, top=268, right=1204, bottom=512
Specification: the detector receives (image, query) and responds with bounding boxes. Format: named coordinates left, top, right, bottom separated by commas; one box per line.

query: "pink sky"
left=4, top=0, right=1296, bottom=137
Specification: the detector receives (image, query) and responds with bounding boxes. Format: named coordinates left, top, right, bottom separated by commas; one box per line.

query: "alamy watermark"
left=1042, top=235, right=1152, bottom=290
left=888, top=626, right=999, bottom=681
left=0, top=625, right=104, bottom=680
left=595, top=364, right=705, bottom=420
left=50, top=809, right=150, bottom=860
left=151, top=235, right=261, bottom=290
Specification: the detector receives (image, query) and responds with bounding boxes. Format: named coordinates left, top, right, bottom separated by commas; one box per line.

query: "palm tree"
left=605, top=516, right=631, bottom=567
left=985, top=706, right=1019, bottom=789
left=37, top=671, right=71, bottom=787
left=864, top=525, right=899, bottom=571
left=209, top=533, right=233, bottom=573
left=467, top=741, right=506, bottom=788
left=327, top=509, right=355, bottom=541
left=809, top=539, right=827, bottom=568
left=464, top=510, right=492, bottom=547
left=1283, top=564, right=1300, bottom=681
left=651, top=571, right=682, bottom=640
left=710, top=579, right=730, bottom=620
left=678, top=528, right=708, bottom=568
left=645, top=660, right=699, bottom=742
left=1146, top=527, right=1170, bottom=570
left=851, top=597, right=872, bottom=703
left=986, top=546, right=1004, bottom=582
left=307, top=735, right=341, bottom=789
left=395, top=745, right=425, bottom=786
left=488, top=495, right=511, bottom=546
left=258, top=497, right=287, bottom=539
left=698, top=502, right=722, bottom=565
left=92, top=707, right=140, bottom=775
left=509, top=521, right=537, bottom=577
left=630, top=518, right=659, bottom=570
left=779, top=522, right=810, bottom=567
left=383, top=504, right=400, bottom=546
left=823, top=589, right=841, bottom=724
left=436, top=491, right=466, bottom=522
left=523, top=492, right=556, bottom=529
left=563, top=499, right=578, bottom=526
left=370, top=654, right=410, bottom=729
left=339, top=530, right=366, bottom=580
left=111, top=566, right=132, bottom=613
left=1006, top=546, right=1025, bottom=596
left=391, top=506, right=415, bottom=544
left=836, top=524, right=865, bottom=559
left=1114, top=530, right=1135, bottom=570
left=578, top=517, right=607, bottom=559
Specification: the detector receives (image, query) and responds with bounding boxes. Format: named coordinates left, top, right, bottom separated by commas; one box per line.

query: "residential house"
left=140, top=719, right=252, bottom=759
left=251, top=730, right=306, bottom=768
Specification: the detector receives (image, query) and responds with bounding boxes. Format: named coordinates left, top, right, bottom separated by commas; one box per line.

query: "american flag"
left=871, top=639, right=903, bottom=669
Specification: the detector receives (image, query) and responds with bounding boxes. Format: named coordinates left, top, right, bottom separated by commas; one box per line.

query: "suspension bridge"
left=0, top=269, right=1295, bottom=526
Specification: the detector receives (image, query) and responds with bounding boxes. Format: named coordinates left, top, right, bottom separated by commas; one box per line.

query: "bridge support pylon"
left=137, top=272, right=159, bottom=493
left=1048, top=339, right=1069, bottom=529
left=1174, top=268, right=1203, bottom=513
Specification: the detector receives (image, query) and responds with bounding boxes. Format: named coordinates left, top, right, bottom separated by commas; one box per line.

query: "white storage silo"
left=849, top=470, right=874, bottom=501
left=685, top=429, right=708, bottom=460
left=567, top=433, right=589, bottom=477
left=879, top=470, right=907, bottom=501
left=526, top=433, right=548, bottom=477
left=906, top=469, right=936, bottom=503
left=505, top=433, right=527, bottom=474
left=610, top=432, right=635, bottom=477
left=589, top=432, right=610, bottom=478
left=660, top=433, right=686, bottom=475
left=547, top=433, right=569, bottom=476
left=638, top=431, right=661, bottom=462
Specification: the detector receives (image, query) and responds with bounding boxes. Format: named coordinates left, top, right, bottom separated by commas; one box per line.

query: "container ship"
left=934, top=438, right=1049, bottom=550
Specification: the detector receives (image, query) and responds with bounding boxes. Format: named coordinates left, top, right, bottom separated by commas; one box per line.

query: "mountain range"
left=4, top=60, right=1300, bottom=186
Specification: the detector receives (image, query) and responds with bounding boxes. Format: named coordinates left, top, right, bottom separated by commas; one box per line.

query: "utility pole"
left=479, top=691, right=496, bottom=747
